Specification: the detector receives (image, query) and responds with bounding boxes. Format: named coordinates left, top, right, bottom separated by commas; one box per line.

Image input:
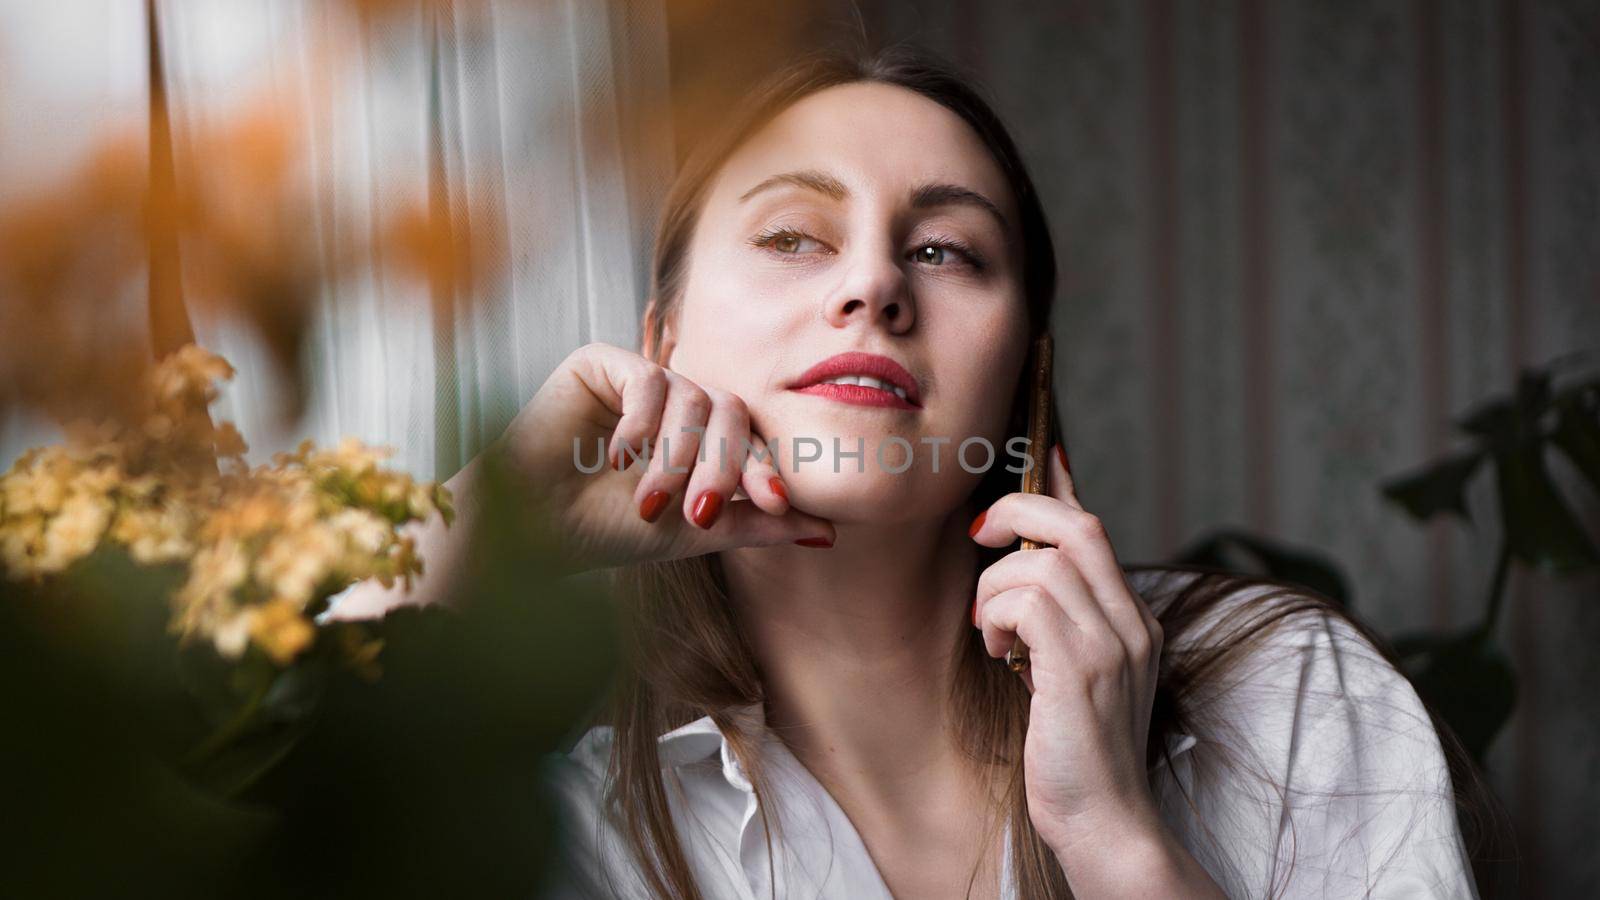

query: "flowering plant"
left=0, top=344, right=452, bottom=671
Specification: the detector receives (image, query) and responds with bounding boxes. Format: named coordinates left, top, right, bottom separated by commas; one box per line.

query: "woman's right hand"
left=503, top=342, right=835, bottom=572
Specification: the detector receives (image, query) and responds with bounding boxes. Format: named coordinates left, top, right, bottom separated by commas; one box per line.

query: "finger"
left=979, top=468, right=1160, bottom=663
left=737, top=430, right=790, bottom=516
left=607, top=362, right=668, bottom=471
left=975, top=547, right=1123, bottom=660
left=1047, top=442, right=1083, bottom=510
left=974, top=584, right=1064, bottom=693
left=566, top=342, right=654, bottom=419
left=632, top=373, right=710, bottom=519
left=980, top=553, right=1148, bottom=697
left=979, top=531, right=1158, bottom=666
left=679, top=388, right=752, bottom=529
left=970, top=493, right=1125, bottom=596
left=678, top=496, right=835, bottom=553
left=975, top=585, right=1062, bottom=659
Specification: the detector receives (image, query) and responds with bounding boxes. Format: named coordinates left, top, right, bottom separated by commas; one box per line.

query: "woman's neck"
left=719, top=508, right=981, bottom=812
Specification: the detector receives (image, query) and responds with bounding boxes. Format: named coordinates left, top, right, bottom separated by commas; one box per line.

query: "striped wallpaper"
left=868, top=0, right=1599, bottom=894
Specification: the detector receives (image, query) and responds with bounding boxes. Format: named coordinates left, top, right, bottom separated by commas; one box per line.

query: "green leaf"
left=1550, top=378, right=1600, bottom=495
left=180, top=655, right=329, bottom=800
left=1172, top=529, right=1352, bottom=606
left=1380, top=451, right=1485, bottom=523
left=1394, top=628, right=1516, bottom=765
left=1492, top=444, right=1600, bottom=574
left=1456, top=368, right=1552, bottom=450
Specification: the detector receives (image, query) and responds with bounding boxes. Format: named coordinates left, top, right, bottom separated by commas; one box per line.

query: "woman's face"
left=661, top=81, right=1031, bottom=525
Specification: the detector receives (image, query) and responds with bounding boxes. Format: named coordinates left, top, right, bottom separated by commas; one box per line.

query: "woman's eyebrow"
left=738, top=169, right=849, bottom=203
left=738, top=169, right=1008, bottom=231
left=909, top=182, right=1008, bottom=231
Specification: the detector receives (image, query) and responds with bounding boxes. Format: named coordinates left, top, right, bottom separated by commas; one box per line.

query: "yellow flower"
left=35, top=490, right=113, bottom=573
left=5, top=345, right=448, bottom=670
left=249, top=598, right=315, bottom=665
left=72, top=462, right=121, bottom=496
left=0, top=515, right=45, bottom=577
left=254, top=525, right=336, bottom=606
left=329, top=507, right=389, bottom=556
left=175, top=538, right=250, bottom=638
left=152, top=344, right=234, bottom=405
left=2, top=449, right=69, bottom=516
left=110, top=503, right=194, bottom=564
left=212, top=608, right=254, bottom=659
left=313, top=437, right=391, bottom=477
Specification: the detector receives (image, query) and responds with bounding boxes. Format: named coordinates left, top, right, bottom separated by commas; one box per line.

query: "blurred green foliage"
left=0, top=450, right=615, bottom=899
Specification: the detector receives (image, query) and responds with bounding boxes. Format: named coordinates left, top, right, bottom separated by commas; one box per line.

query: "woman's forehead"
left=705, top=81, right=1018, bottom=224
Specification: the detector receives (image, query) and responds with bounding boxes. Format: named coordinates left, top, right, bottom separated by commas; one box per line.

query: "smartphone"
left=1019, top=331, right=1057, bottom=541
left=1007, top=331, right=1056, bottom=672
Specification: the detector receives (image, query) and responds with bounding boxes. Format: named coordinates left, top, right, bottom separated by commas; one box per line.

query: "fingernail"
left=768, top=476, right=788, bottom=504
left=1055, top=444, right=1071, bottom=477
left=968, top=509, right=987, bottom=538
left=639, top=490, right=670, bottom=523
left=794, top=536, right=833, bottom=548
left=612, top=452, right=623, bottom=471
left=691, top=490, right=724, bottom=529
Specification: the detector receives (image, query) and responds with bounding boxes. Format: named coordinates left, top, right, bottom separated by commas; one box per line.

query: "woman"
left=340, top=44, right=1481, bottom=898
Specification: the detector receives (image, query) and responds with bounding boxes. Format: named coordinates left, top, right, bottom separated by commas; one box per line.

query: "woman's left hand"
left=970, top=444, right=1213, bottom=895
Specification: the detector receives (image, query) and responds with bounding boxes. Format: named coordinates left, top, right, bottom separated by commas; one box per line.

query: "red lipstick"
left=787, top=351, right=922, bottom=410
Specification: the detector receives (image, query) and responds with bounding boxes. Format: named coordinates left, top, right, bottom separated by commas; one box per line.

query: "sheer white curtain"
left=0, top=0, right=674, bottom=481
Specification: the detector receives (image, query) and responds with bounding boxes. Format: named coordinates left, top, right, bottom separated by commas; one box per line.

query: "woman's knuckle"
left=637, top=363, right=667, bottom=390
left=1073, top=511, right=1106, bottom=540
left=1125, top=630, right=1152, bottom=662
left=563, top=342, right=598, bottom=370
left=1041, top=548, right=1076, bottom=578
left=718, top=390, right=749, bottom=417
left=679, top=385, right=712, bottom=416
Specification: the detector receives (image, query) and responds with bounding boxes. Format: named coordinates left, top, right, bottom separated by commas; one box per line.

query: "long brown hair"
left=590, top=42, right=1498, bottom=899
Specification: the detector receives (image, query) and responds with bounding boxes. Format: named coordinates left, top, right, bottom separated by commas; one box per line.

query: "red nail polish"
left=691, top=490, right=724, bottom=529
left=968, top=510, right=987, bottom=538
left=1055, top=445, right=1071, bottom=477
left=639, top=490, right=670, bottom=523
left=794, top=536, right=833, bottom=548
left=612, top=451, right=622, bottom=471
left=768, top=477, right=788, bottom=504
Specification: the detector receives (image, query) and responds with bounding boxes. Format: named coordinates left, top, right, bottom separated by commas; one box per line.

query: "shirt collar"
left=658, top=701, right=1199, bottom=791
left=657, top=701, right=766, bottom=791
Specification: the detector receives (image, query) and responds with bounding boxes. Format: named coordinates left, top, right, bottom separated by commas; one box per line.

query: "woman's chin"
left=781, top=464, right=977, bottom=526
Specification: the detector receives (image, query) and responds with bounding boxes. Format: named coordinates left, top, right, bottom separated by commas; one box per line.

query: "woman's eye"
left=774, top=234, right=814, bottom=253
left=752, top=229, right=827, bottom=255
left=909, top=241, right=982, bottom=270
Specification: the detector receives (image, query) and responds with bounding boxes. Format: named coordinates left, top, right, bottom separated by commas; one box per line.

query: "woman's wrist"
left=1044, top=806, right=1225, bottom=899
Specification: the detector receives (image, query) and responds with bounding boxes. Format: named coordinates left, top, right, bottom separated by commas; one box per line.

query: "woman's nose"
left=823, top=249, right=916, bottom=334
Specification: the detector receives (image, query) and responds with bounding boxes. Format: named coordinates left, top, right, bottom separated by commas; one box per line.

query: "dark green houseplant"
left=1379, top=351, right=1600, bottom=762
left=1178, top=351, right=1599, bottom=764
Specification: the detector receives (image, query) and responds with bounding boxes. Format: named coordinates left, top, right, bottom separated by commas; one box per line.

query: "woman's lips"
left=786, top=351, right=923, bottom=410
left=790, top=381, right=920, bottom=410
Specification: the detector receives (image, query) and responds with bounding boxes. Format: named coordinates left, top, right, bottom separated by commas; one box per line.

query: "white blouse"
left=538, top=568, right=1479, bottom=899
